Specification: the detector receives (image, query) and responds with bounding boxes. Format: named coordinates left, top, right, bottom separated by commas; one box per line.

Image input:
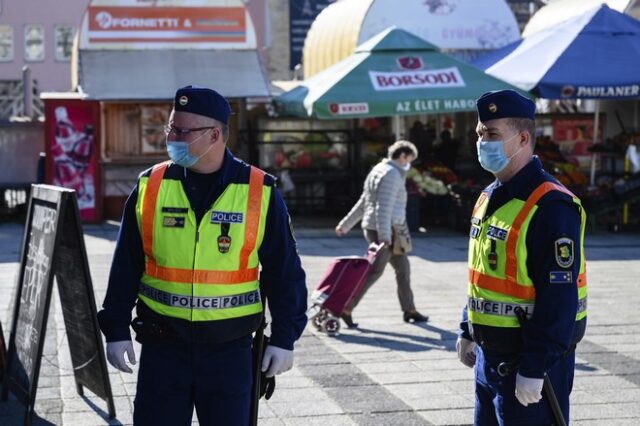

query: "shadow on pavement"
left=0, top=401, right=57, bottom=426
left=82, top=223, right=120, bottom=242
left=333, top=324, right=457, bottom=352
left=80, top=395, right=123, bottom=425
left=574, top=362, right=598, bottom=372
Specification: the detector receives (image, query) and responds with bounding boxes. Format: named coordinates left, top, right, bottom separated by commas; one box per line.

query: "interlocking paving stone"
left=1, top=224, right=639, bottom=424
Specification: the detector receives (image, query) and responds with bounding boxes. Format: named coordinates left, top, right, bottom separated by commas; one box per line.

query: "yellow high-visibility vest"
left=135, top=161, right=271, bottom=322
left=467, top=181, right=587, bottom=328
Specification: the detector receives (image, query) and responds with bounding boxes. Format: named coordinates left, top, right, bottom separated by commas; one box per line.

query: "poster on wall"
left=289, top=0, right=335, bottom=69
left=141, top=105, right=171, bottom=154
left=45, top=99, right=101, bottom=222
left=552, top=116, right=604, bottom=171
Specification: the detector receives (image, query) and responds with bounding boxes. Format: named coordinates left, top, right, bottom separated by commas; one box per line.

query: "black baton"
left=249, top=315, right=266, bottom=426
left=496, top=307, right=567, bottom=426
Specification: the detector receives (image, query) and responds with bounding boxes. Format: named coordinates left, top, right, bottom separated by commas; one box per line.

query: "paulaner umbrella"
left=473, top=4, right=640, bottom=100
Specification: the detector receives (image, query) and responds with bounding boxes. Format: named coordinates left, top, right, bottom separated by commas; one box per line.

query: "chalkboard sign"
left=0, top=185, right=115, bottom=425
left=0, top=319, right=6, bottom=383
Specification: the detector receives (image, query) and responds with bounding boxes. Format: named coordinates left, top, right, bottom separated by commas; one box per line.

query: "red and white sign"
left=553, top=117, right=604, bottom=171
left=79, top=1, right=262, bottom=49
left=87, top=6, right=246, bottom=43
left=369, top=67, right=465, bottom=91
left=328, top=102, right=370, bottom=115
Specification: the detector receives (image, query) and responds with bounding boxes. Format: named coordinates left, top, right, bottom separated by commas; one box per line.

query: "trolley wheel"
left=313, top=314, right=323, bottom=331
left=321, top=317, right=340, bottom=335
left=313, top=308, right=327, bottom=331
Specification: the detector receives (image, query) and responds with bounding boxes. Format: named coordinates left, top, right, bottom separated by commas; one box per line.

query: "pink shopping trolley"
left=307, top=244, right=383, bottom=335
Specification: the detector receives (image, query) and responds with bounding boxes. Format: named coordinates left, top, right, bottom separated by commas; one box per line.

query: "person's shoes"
left=340, top=313, right=359, bottom=328
left=403, top=311, right=429, bottom=323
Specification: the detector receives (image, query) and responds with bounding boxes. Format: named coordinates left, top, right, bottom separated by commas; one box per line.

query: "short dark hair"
left=507, top=118, right=536, bottom=150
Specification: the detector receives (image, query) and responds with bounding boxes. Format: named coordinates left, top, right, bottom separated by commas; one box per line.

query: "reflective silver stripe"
left=139, top=283, right=260, bottom=310
left=468, top=297, right=534, bottom=318
left=578, top=297, right=587, bottom=313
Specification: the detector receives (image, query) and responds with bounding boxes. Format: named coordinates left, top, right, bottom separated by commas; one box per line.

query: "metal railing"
left=0, top=67, right=44, bottom=121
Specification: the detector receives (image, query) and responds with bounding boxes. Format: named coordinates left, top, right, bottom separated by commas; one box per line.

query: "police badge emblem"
left=218, top=223, right=231, bottom=253
left=217, top=235, right=231, bottom=253
left=555, top=238, right=574, bottom=268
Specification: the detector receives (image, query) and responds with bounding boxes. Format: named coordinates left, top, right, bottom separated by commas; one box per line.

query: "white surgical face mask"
left=402, top=162, right=411, bottom=171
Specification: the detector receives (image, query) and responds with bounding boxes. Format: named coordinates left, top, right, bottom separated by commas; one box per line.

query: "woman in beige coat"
left=335, top=141, right=428, bottom=328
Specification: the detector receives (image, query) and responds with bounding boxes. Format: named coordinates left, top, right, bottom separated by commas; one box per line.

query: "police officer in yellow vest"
left=456, top=90, right=587, bottom=425
left=97, top=86, right=307, bottom=425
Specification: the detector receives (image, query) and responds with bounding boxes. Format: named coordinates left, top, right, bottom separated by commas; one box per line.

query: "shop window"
left=0, top=25, right=13, bottom=62
left=141, top=104, right=171, bottom=154
left=103, top=103, right=172, bottom=160
left=256, top=118, right=354, bottom=214
left=54, top=25, right=74, bottom=61
left=24, top=24, right=44, bottom=62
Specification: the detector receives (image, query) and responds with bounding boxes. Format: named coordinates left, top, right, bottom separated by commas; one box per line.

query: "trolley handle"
left=367, top=242, right=385, bottom=263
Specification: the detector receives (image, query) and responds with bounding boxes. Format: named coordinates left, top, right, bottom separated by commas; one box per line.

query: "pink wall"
left=0, top=0, right=90, bottom=92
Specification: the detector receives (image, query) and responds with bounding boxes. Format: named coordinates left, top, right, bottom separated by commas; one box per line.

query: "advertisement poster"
left=45, top=100, right=101, bottom=222
left=80, top=0, right=263, bottom=50
left=552, top=116, right=603, bottom=171
left=141, top=105, right=171, bottom=154
left=289, top=0, right=334, bottom=69
left=87, top=6, right=246, bottom=43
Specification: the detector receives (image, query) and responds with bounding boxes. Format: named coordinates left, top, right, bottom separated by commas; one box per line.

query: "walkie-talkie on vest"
left=488, top=239, right=498, bottom=270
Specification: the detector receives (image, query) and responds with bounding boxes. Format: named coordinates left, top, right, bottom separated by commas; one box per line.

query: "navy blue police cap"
left=173, top=85, right=232, bottom=124
left=476, top=90, right=535, bottom=122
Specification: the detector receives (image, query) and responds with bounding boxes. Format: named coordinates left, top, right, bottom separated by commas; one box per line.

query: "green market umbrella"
left=276, top=27, right=529, bottom=119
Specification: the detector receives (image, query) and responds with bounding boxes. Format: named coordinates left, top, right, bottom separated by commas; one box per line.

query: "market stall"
left=473, top=4, right=640, bottom=230
left=276, top=27, right=523, bottom=225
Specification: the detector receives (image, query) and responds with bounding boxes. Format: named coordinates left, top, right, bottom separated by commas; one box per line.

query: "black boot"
left=340, top=312, right=359, bottom=328
left=403, top=311, right=429, bottom=323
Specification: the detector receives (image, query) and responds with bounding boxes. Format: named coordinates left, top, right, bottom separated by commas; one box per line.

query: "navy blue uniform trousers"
left=475, top=348, right=575, bottom=426
left=133, top=335, right=252, bottom=426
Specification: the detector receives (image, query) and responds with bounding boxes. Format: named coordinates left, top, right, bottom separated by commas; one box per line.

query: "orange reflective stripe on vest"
left=141, top=163, right=264, bottom=284
left=145, top=259, right=258, bottom=284
left=469, top=268, right=536, bottom=299
left=142, top=160, right=171, bottom=260
left=239, top=166, right=264, bottom=271
left=504, top=182, right=577, bottom=284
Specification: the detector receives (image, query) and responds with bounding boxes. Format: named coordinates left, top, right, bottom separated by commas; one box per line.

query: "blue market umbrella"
left=472, top=4, right=640, bottom=100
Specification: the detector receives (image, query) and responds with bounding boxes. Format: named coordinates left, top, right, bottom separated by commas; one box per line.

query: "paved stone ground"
left=1, top=222, right=639, bottom=425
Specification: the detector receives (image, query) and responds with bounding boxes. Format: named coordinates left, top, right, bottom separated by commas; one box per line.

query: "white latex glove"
left=515, top=373, right=544, bottom=406
left=106, top=340, right=136, bottom=373
left=261, top=345, right=294, bottom=378
left=455, top=337, right=476, bottom=368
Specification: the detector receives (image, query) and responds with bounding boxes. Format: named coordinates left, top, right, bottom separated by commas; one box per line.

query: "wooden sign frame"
left=0, top=185, right=115, bottom=425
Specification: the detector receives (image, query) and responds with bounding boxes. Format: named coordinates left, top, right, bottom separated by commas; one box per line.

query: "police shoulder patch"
left=554, top=237, right=574, bottom=268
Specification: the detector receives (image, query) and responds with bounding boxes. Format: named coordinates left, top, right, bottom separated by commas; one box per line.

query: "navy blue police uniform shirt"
left=97, top=149, right=307, bottom=350
left=459, top=157, right=582, bottom=378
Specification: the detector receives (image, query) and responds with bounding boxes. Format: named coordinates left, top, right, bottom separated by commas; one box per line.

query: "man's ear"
left=211, top=127, right=221, bottom=143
